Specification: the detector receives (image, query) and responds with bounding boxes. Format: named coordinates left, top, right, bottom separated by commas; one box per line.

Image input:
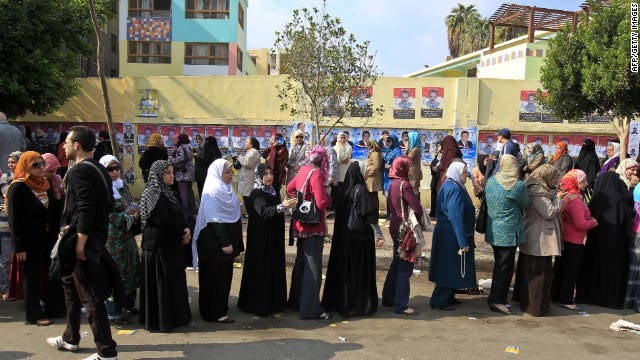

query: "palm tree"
left=446, top=4, right=481, bottom=58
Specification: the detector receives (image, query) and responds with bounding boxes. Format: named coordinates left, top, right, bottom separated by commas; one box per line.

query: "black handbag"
left=475, top=193, right=488, bottom=234
left=347, top=186, right=366, bottom=231
left=291, top=169, right=321, bottom=224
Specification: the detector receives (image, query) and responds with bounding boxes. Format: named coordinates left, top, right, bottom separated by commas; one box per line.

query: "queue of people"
left=3, top=121, right=640, bottom=360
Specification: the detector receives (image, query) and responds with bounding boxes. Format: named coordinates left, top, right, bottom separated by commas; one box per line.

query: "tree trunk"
left=87, top=0, right=118, bottom=163
left=613, top=116, right=629, bottom=161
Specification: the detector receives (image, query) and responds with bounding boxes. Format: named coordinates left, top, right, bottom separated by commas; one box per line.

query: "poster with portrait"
left=629, top=122, right=640, bottom=161
left=526, top=134, right=551, bottom=157
left=120, top=142, right=135, bottom=184
left=290, top=122, right=314, bottom=143
left=595, top=136, right=612, bottom=158
left=393, top=88, right=416, bottom=119
left=453, top=127, right=477, bottom=171
left=551, top=134, right=576, bottom=156
left=478, top=132, right=497, bottom=155
left=421, top=87, right=444, bottom=118
left=322, top=95, right=344, bottom=117
left=254, top=126, right=278, bottom=151
left=206, top=126, right=229, bottom=150
left=351, top=86, right=373, bottom=118
left=159, top=125, right=181, bottom=150
left=123, top=123, right=135, bottom=143
left=230, top=126, right=251, bottom=152
left=111, top=123, right=124, bottom=145
left=423, top=131, right=448, bottom=162
left=185, top=126, right=205, bottom=149
left=519, top=90, right=541, bottom=122
left=350, top=128, right=371, bottom=160
left=137, top=124, right=158, bottom=153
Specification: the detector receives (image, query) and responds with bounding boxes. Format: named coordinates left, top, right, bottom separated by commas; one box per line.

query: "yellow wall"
left=119, top=41, right=185, bottom=77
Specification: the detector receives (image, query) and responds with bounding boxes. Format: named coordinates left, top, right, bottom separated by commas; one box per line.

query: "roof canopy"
left=488, top=4, right=578, bottom=49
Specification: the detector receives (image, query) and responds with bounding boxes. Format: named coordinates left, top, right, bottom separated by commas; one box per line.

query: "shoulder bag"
left=291, top=169, right=321, bottom=224
left=475, top=192, right=487, bottom=234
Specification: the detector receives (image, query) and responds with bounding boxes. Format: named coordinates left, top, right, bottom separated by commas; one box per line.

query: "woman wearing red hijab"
left=436, top=135, right=463, bottom=194
left=5, top=151, right=54, bottom=326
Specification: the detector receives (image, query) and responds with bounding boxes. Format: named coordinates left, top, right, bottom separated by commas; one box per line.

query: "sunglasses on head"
left=107, top=165, right=120, bottom=172
left=33, top=161, right=46, bottom=169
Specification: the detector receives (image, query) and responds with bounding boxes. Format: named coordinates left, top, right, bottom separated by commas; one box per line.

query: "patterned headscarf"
left=525, top=164, right=559, bottom=200
left=41, top=153, right=62, bottom=200
left=147, top=133, right=164, bottom=148
left=495, top=154, right=519, bottom=190
left=616, top=158, right=638, bottom=189
left=140, top=160, right=177, bottom=228
left=560, top=169, right=586, bottom=209
left=308, top=145, right=329, bottom=180
left=254, top=163, right=276, bottom=196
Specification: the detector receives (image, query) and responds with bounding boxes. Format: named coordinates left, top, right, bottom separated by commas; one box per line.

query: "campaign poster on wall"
left=206, top=126, right=229, bottom=149
left=526, top=134, right=551, bottom=157
left=230, top=126, right=251, bottom=152
left=137, top=124, right=157, bottom=153
left=418, top=130, right=448, bottom=162
left=351, top=128, right=372, bottom=160
left=351, top=86, right=373, bottom=118
left=322, top=95, right=344, bottom=118
left=184, top=126, right=205, bottom=148
left=290, top=122, right=314, bottom=143
left=254, top=126, right=278, bottom=150
left=159, top=125, right=181, bottom=150
left=519, top=90, right=541, bottom=122
left=453, top=127, right=477, bottom=170
left=120, top=142, right=135, bottom=184
left=420, top=87, right=444, bottom=118
left=111, top=123, right=124, bottom=145
left=123, top=123, right=135, bottom=144
left=551, top=134, right=577, bottom=156
left=393, top=88, right=416, bottom=119
left=478, top=132, right=497, bottom=155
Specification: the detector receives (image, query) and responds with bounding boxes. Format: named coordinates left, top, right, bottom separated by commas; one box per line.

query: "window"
left=127, top=41, right=171, bottom=63
left=250, top=56, right=257, bottom=66
left=237, top=47, right=243, bottom=71
left=128, top=0, right=171, bottom=17
left=185, top=0, right=230, bottom=19
left=238, top=4, right=244, bottom=29
left=185, top=43, right=228, bottom=65
left=110, top=34, right=118, bottom=55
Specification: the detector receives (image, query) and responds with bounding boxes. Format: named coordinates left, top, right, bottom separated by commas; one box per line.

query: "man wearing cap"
left=497, top=128, right=520, bottom=158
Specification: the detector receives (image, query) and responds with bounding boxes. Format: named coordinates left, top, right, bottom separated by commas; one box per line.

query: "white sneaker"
left=46, top=336, right=78, bottom=351
left=82, top=353, right=117, bottom=360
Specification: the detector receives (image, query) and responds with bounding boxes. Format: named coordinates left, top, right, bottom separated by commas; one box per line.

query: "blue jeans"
left=0, top=233, right=11, bottom=293
left=382, top=235, right=414, bottom=313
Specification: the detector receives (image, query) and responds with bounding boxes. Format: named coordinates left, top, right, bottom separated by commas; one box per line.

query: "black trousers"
left=552, top=242, right=584, bottom=305
left=489, top=246, right=517, bottom=305
left=22, top=251, right=46, bottom=323
left=61, top=261, right=117, bottom=357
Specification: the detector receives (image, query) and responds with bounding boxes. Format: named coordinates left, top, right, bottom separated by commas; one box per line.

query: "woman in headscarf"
left=512, top=165, right=562, bottom=316
left=55, top=131, right=69, bottom=179
left=549, top=141, right=573, bottom=177
left=99, top=155, right=141, bottom=324
left=238, top=164, right=297, bottom=316
left=428, top=142, right=442, bottom=218
left=334, top=132, right=353, bottom=186
left=598, top=141, right=621, bottom=175
left=429, top=161, right=476, bottom=310
left=262, top=133, right=289, bottom=191
left=406, top=131, right=423, bottom=196
left=169, top=133, right=196, bottom=236
left=484, top=154, right=530, bottom=315
left=551, top=170, right=597, bottom=311
left=436, top=135, right=463, bottom=194
left=0, top=151, right=21, bottom=301
left=364, top=140, right=384, bottom=243
left=286, top=145, right=331, bottom=320
left=322, top=162, right=379, bottom=317
left=626, top=169, right=640, bottom=312
left=472, top=154, right=488, bottom=198
left=523, top=142, right=546, bottom=176
left=194, top=136, right=222, bottom=200
left=138, top=133, right=168, bottom=183
left=286, top=130, right=311, bottom=184
left=194, top=159, right=245, bottom=323
left=616, top=158, right=639, bottom=190
left=574, top=139, right=600, bottom=190
left=139, top=160, right=192, bottom=332
left=381, top=156, right=423, bottom=315
left=5, top=151, right=53, bottom=325
left=235, top=137, right=261, bottom=208
left=576, top=171, right=634, bottom=309
left=382, top=135, right=401, bottom=196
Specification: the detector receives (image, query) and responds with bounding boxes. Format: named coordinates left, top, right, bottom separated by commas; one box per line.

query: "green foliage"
left=0, top=0, right=114, bottom=118
left=540, top=0, right=640, bottom=122
left=274, top=1, right=383, bottom=141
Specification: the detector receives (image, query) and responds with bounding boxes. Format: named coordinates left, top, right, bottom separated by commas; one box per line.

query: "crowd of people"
left=1, top=115, right=640, bottom=359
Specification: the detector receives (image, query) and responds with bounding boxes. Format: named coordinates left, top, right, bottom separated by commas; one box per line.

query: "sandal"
left=216, top=316, right=235, bottom=324
left=36, top=318, right=52, bottom=326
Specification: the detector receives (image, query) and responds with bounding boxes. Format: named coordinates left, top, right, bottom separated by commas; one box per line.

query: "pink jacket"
left=561, top=197, right=597, bottom=245
left=286, top=165, right=331, bottom=238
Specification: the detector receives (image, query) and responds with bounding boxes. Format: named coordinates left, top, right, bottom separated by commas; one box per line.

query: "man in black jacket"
left=46, top=126, right=118, bottom=360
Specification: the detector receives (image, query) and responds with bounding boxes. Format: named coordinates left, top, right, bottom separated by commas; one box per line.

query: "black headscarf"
left=589, top=171, right=633, bottom=226
left=254, top=163, right=276, bottom=196
left=342, top=161, right=375, bottom=223
left=203, top=136, right=222, bottom=165
left=249, top=137, right=260, bottom=151
left=343, top=161, right=365, bottom=195
left=575, top=139, right=601, bottom=189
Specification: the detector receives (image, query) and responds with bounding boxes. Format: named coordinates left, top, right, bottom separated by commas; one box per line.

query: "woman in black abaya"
left=576, top=171, right=634, bottom=309
left=574, top=139, right=601, bottom=192
left=321, top=162, right=379, bottom=317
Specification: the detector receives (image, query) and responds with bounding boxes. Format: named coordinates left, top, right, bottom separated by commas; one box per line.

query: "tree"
left=274, top=1, right=383, bottom=143
left=540, top=0, right=640, bottom=159
left=0, top=0, right=112, bottom=119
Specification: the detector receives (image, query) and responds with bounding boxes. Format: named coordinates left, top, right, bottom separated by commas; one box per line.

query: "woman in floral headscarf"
left=5, top=151, right=54, bottom=325
left=523, top=142, right=546, bottom=176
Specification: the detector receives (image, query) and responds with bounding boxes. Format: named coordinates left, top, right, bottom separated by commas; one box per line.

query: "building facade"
left=119, top=0, right=248, bottom=76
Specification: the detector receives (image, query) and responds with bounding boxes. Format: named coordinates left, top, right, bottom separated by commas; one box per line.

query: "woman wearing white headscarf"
left=99, top=155, right=141, bottom=323
left=194, top=159, right=244, bottom=323
left=616, top=158, right=639, bottom=190
left=598, top=141, right=621, bottom=175
left=428, top=161, right=477, bottom=310
left=139, top=160, right=192, bottom=332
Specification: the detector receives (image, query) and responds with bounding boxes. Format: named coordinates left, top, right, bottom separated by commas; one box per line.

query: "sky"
left=247, top=0, right=585, bottom=76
